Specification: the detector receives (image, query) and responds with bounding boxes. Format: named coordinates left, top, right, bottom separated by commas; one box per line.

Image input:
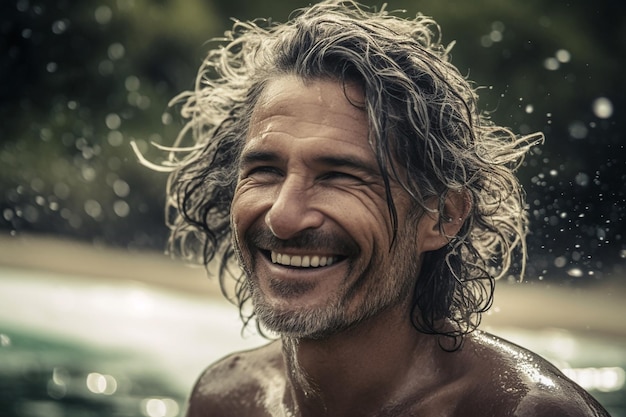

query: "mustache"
left=245, top=227, right=359, bottom=256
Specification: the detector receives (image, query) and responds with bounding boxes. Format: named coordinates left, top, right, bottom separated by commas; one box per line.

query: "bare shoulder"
left=185, top=340, right=284, bottom=417
left=460, top=331, right=610, bottom=417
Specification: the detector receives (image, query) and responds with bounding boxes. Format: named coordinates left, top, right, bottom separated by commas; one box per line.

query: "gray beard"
left=234, top=222, right=420, bottom=340
left=246, top=259, right=415, bottom=340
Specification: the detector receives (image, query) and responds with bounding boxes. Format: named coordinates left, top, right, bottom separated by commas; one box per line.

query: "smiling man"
left=160, top=1, right=610, bottom=416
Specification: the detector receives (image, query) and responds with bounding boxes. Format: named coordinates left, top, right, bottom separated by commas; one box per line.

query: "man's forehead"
left=250, top=76, right=367, bottom=126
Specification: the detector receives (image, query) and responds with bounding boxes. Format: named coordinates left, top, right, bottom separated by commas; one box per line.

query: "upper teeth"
left=271, top=252, right=336, bottom=267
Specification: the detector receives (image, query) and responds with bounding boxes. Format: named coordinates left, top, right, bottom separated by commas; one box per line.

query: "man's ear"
left=417, top=190, right=471, bottom=253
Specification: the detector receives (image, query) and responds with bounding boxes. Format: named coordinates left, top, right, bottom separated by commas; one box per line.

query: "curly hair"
left=154, top=0, right=542, bottom=344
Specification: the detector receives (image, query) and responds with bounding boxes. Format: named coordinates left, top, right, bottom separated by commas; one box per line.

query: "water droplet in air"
left=568, top=121, right=588, bottom=139
left=51, top=19, right=69, bottom=35
left=113, top=179, right=130, bottom=197
left=95, top=6, right=112, bottom=25
left=113, top=200, right=130, bottom=218
left=567, top=268, right=583, bottom=278
left=543, top=57, right=559, bottom=71
left=16, top=0, right=29, bottom=12
left=575, top=172, right=590, bottom=187
left=3, top=209, right=14, bottom=221
left=98, top=60, right=114, bottom=76
left=555, top=49, right=571, bottom=63
left=84, top=200, right=102, bottom=219
left=105, top=113, right=121, bottom=130
left=108, top=43, right=125, bottom=61
left=592, top=97, right=613, bottom=119
left=554, top=256, right=567, bottom=268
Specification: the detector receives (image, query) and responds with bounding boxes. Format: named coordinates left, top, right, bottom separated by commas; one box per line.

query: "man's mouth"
left=269, top=251, right=340, bottom=268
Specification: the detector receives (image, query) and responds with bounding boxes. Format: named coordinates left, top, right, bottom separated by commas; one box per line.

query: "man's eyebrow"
left=238, top=150, right=381, bottom=176
left=239, top=150, right=282, bottom=167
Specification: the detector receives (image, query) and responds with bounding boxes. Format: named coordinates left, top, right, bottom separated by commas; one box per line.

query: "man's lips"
left=246, top=227, right=357, bottom=270
left=270, top=251, right=339, bottom=268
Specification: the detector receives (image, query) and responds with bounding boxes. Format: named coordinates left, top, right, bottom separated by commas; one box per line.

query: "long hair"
left=155, top=0, right=542, bottom=343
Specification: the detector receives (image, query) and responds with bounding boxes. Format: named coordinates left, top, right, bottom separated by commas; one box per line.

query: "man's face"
left=231, top=76, right=435, bottom=339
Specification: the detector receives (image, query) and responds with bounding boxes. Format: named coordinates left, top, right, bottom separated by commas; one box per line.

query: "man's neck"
left=280, top=305, right=448, bottom=416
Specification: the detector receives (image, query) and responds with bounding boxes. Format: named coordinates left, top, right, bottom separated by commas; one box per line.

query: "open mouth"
left=264, top=250, right=345, bottom=268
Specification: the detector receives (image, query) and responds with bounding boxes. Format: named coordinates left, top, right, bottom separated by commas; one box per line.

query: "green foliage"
left=1, top=0, right=624, bottom=282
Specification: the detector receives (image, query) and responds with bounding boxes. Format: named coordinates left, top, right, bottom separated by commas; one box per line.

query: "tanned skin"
left=185, top=77, right=610, bottom=417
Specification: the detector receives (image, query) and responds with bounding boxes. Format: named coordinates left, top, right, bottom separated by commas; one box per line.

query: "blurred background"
left=0, top=0, right=624, bottom=416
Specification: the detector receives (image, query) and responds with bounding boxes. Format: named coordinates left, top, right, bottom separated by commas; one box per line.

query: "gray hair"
left=157, top=0, right=542, bottom=345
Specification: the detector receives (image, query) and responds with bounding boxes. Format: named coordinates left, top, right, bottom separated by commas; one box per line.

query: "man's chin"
left=254, top=303, right=346, bottom=340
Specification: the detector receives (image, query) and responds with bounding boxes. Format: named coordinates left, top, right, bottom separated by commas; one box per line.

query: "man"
left=161, top=1, right=611, bottom=416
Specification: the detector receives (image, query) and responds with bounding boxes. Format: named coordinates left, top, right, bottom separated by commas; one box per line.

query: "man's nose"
left=265, top=176, right=324, bottom=240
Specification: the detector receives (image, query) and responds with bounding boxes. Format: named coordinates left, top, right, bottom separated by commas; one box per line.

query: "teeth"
left=271, top=252, right=337, bottom=268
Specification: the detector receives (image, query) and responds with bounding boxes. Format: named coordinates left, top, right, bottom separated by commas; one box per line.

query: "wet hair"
left=155, top=0, right=542, bottom=345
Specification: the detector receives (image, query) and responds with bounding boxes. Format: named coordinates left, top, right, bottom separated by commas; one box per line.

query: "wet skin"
left=186, top=77, right=610, bottom=417
left=187, top=334, right=609, bottom=417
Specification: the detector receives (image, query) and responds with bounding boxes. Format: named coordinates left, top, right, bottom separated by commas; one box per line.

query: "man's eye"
left=322, top=172, right=361, bottom=182
left=246, top=166, right=282, bottom=178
